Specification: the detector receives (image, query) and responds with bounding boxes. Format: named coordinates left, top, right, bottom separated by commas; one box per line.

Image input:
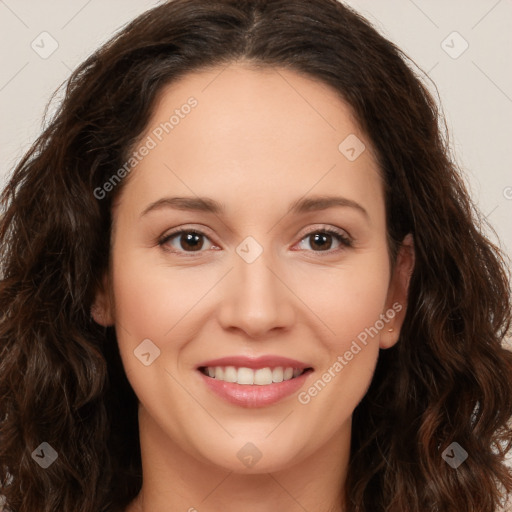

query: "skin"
left=93, top=61, right=415, bottom=512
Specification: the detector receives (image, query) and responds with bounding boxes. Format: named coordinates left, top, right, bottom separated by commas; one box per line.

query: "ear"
left=91, top=273, right=115, bottom=327
left=379, top=233, right=415, bottom=349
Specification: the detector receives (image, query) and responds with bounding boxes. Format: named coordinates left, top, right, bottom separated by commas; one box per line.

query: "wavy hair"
left=1, top=1, right=511, bottom=511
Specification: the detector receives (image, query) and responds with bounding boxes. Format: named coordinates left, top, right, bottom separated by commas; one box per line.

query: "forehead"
left=113, top=62, right=384, bottom=223
left=146, top=62, right=370, bottom=160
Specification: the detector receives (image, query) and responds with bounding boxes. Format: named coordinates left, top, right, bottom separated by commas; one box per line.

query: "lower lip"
left=198, top=370, right=312, bottom=408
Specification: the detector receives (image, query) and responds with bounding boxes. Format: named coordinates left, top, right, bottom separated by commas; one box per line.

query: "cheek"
left=109, top=248, right=205, bottom=412
left=298, top=250, right=390, bottom=399
left=109, top=247, right=167, bottom=368
left=303, top=253, right=391, bottom=346
left=110, top=247, right=216, bottom=353
left=112, top=264, right=166, bottom=339
left=294, top=257, right=390, bottom=426
left=112, top=240, right=194, bottom=318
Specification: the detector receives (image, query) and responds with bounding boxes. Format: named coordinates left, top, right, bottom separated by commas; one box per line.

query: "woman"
left=1, top=1, right=511, bottom=511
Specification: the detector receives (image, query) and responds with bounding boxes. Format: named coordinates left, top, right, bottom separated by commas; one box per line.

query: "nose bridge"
left=218, top=235, right=295, bottom=336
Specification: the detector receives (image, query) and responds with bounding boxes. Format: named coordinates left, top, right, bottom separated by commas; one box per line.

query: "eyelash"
left=157, top=226, right=353, bottom=257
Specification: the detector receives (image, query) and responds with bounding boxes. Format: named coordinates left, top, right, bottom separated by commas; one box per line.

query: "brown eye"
left=297, top=228, right=352, bottom=253
left=177, top=232, right=205, bottom=251
left=159, top=230, right=213, bottom=254
left=308, top=232, right=335, bottom=251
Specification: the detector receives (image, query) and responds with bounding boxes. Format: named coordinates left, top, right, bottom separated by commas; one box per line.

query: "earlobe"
left=91, top=274, right=114, bottom=326
left=380, top=233, right=415, bottom=349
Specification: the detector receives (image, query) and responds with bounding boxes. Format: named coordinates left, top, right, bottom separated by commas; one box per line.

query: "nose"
left=217, top=246, right=296, bottom=339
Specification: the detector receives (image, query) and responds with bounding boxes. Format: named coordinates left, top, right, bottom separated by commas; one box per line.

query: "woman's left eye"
left=158, top=227, right=352, bottom=255
left=296, top=228, right=353, bottom=253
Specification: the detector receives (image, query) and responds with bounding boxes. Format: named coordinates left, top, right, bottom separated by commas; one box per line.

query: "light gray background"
left=0, top=0, right=511, bottom=497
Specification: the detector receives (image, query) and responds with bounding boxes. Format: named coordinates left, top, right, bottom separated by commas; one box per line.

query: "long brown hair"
left=1, top=1, right=511, bottom=511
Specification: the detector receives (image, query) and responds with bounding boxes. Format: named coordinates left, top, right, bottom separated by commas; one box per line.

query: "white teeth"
left=254, top=368, right=273, bottom=385
left=272, top=367, right=284, bottom=383
left=224, top=366, right=237, bottom=382
left=237, top=367, right=254, bottom=385
left=215, top=367, right=224, bottom=380
left=204, top=366, right=306, bottom=385
left=283, top=367, right=294, bottom=380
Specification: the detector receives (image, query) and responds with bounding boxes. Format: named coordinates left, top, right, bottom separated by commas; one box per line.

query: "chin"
left=192, top=434, right=308, bottom=474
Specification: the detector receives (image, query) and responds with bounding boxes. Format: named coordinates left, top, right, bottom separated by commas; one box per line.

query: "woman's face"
left=94, top=63, right=413, bottom=473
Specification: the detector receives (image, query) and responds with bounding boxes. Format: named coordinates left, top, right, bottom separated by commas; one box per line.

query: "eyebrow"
left=140, top=194, right=369, bottom=219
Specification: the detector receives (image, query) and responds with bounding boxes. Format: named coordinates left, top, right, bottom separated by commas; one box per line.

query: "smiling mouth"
left=198, top=366, right=313, bottom=385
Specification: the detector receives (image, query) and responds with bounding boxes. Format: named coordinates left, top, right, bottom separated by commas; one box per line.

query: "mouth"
left=195, top=355, right=314, bottom=407
left=198, top=365, right=313, bottom=385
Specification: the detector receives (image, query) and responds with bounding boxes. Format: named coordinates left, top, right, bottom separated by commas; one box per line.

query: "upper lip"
left=197, top=355, right=313, bottom=370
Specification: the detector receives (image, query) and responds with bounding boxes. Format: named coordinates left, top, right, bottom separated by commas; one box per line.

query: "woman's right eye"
left=158, top=229, right=216, bottom=255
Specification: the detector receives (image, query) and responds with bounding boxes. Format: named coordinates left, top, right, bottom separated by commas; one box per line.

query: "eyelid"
left=296, top=224, right=352, bottom=243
